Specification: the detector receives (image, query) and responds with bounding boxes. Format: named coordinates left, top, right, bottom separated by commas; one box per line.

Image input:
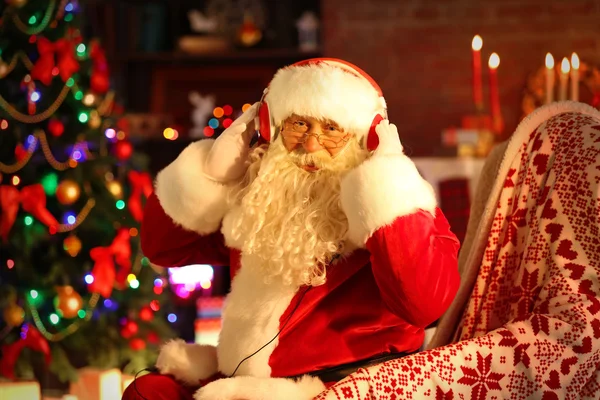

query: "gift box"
left=0, top=381, right=41, bottom=400
left=69, top=368, right=121, bottom=400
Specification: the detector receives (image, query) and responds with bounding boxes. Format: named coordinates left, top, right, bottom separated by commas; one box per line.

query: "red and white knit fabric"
left=315, top=105, right=600, bottom=399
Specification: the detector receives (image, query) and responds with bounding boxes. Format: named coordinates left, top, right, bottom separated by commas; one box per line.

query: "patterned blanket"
left=315, top=101, right=600, bottom=399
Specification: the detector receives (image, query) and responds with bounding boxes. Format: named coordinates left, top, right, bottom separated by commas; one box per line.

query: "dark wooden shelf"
left=115, top=48, right=322, bottom=63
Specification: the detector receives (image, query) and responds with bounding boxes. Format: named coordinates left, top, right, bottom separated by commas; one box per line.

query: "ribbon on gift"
left=89, top=41, right=110, bottom=94
left=30, top=37, right=79, bottom=86
left=88, top=228, right=132, bottom=298
left=127, top=171, right=153, bottom=222
left=0, top=325, right=51, bottom=380
left=0, top=184, right=59, bottom=242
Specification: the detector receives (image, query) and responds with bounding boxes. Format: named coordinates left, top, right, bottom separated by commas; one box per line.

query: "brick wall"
left=321, top=0, right=600, bottom=156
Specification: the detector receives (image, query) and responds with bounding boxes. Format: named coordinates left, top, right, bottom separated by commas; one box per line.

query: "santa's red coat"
left=137, top=138, right=460, bottom=395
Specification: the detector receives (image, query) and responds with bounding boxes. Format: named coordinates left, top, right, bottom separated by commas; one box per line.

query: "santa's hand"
left=194, top=375, right=326, bottom=400
left=372, top=119, right=404, bottom=156
left=203, top=102, right=259, bottom=182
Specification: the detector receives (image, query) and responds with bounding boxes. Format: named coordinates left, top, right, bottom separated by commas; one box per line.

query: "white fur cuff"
left=155, top=140, right=232, bottom=235
left=341, top=154, right=437, bottom=246
left=155, top=339, right=218, bottom=385
left=194, top=375, right=326, bottom=400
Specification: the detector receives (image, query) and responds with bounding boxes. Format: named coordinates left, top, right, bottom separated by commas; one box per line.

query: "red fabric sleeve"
left=366, top=208, right=460, bottom=328
left=141, top=192, right=230, bottom=267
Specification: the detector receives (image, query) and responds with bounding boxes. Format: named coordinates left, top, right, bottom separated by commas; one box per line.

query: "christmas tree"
left=0, top=0, right=175, bottom=385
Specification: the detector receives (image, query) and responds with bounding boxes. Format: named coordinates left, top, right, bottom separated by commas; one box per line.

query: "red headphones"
left=256, top=58, right=387, bottom=151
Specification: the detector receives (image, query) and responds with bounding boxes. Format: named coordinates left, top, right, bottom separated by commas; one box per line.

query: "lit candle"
left=570, top=52, right=580, bottom=101
left=559, top=57, right=570, bottom=101
left=488, top=53, right=503, bottom=134
left=545, top=53, right=555, bottom=104
left=471, top=35, right=484, bottom=112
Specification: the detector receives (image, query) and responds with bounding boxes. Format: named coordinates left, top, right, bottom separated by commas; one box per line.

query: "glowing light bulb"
left=545, top=53, right=555, bottom=69
left=488, top=53, right=500, bottom=69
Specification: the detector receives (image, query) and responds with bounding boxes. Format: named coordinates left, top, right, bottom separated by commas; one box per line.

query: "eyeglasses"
left=280, top=120, right=351, bottom=150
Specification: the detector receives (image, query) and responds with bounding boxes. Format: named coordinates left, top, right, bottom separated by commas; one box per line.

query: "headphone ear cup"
left=258, top=101, right=272, bottom=142
left=366, top=114, right=384, bottom=151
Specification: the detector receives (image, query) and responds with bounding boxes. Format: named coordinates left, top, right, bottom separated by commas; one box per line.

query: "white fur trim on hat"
left=155, top=139, right=232, bottom=235
left=265, top=62, right=386, bottom=142
left=341, top=154, right=437, bottom=246
left=155, top=340, right=218, bottom=385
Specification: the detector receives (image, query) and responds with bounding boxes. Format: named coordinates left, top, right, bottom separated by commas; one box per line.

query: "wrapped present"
left=196, top=296, right=224, bottom=319
left=0, top=381, right=41, bottom=400
left=121, top=374, right=134, bottom=394
left=194, top=317, right=221, bottom=346
left=69, top=368, right=121, bottom=400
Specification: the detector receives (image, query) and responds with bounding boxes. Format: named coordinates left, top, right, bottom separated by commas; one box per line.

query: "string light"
left=208, top=118, right=219, bottom=129
left=223, top=105, right=233, bottom=116
left=84, top=274, right=94, bottom=284
left=116, top=130, right=126, bottom=140
left=223, top=118, right=233, bottom=128
left=83, top=93, right=95, bottom=106
left=76, top=44, right=86, bottom=55
left=129, top=227, right=138, bottom=236
left=213, top=107, right=224, bottom=118
left=167, top=313, right=177, bottom=323
left=78, top=112, right=88, bottom=123
left=116, top=200, right=125, bottom=210
left=30, top=290, right=38, bottom=299
left=150, top=300, right=160, bottom=311
left=12, top=176, right=20, bottom=185
left=65, top=2, right=74, bottom=12
left=242, top=103, right=252, bottom=112
left=74, top=91, right=83, bottom=100
left=29, top=16, right=37, bottom=25
left=49, top=313, right=60, bottom=324
left=129, top=279, right=140, bottom=289
left=24, top=216, right=33, bottom=226
left=153, top=278, right=163, bottom=287
left=7, top=260, right=15, bottom=269
left=105, top=128, right=116, bottom=139
left=77, top=310, right=86, bottom=318
left=30, top=91, right=41, bottom=102
left=0, top=120, right=7, bottom=129
left=163, top=127, right=175, bottom=140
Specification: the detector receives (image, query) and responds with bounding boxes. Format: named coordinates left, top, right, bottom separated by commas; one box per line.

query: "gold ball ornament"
left=7, top=0, right=28, bottom=8
left=56, top=180, right=81, bottom=205
left=54, top=286, right=83, bottom=319
left=3, top=303, right=25, bottom=326
left=64, top=235, right=82, bottom=257
left=106, top=180, right=123, bottom=199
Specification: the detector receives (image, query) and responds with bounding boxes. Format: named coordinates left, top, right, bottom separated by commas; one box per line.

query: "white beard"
left=229, top=137, right=367, bottom=287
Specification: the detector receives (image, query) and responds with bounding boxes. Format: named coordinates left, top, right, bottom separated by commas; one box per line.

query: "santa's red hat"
left=262, top=58, right=387, bottom=145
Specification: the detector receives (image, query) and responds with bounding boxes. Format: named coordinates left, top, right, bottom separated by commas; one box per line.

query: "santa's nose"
left=302, top=126, right=325, bottom=153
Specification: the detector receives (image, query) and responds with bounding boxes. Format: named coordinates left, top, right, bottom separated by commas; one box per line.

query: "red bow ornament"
left=30, top=37, right=80, bottom=86
left=89, top=41, right=110, bottom=94
left=0, top=325, right=51, bottom=380
left=88, top=228, right=132, bottom=298
left=128, top=171, right=153, bottom=222
left=0, top=184, right=59, bottom=242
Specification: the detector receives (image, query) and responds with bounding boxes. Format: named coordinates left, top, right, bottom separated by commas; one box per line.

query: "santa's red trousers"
left=122, top=373, right=197, bottom=400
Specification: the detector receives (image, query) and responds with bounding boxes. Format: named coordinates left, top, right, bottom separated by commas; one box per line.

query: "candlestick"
left=571, top=52, right=580, bottom=101
left=545, top=53, right=555, bottom=104
left=559, top=57, right=570, bottom=101
left=471, top=35, right=484, bottom=112
left=488, top=53, right=503, bottom=134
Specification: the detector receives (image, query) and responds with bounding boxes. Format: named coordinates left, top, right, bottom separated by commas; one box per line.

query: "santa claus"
left=123, top=58, right=460, bottom=400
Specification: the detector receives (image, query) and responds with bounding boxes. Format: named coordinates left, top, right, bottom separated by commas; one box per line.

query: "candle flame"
left=472, top=35, right=483, bottom=51
left=488, top=53, right=500, bottom=69
left=545, top=53, right=554, bottom=69
left=571, top=53, right=580, bottom=70
left=561, top=57, right=570, bottom=74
